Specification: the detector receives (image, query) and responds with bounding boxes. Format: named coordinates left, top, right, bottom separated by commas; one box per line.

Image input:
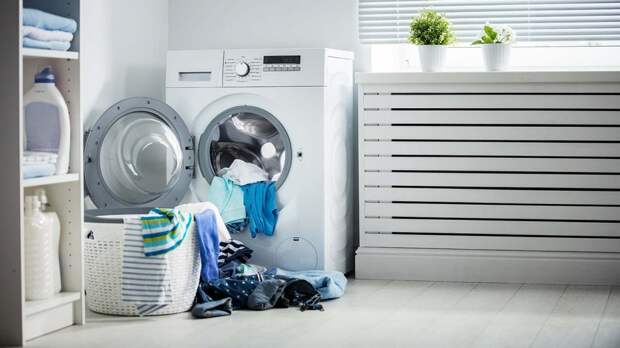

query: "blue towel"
left=23, top=8, right=77, bottom=33
left=241, top=182, right=278, bottom=238
left=23, top=163, right=55, bottom=179
left=195, top=209, right=220, bottom=282
left=266, top=268, right=347, bottom=300
left=23, top=37, right=71, bottom=51
left=207, top=176, right=246, bottom=224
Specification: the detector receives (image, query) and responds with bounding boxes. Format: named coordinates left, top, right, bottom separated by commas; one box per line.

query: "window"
left=358, top=0, right=620, bottom=45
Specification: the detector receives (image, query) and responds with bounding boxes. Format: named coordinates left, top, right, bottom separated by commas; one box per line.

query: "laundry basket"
left=84, top=212, right=201, bottom=316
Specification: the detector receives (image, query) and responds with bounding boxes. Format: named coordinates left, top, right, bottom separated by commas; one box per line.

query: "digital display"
left=263, top=55, right=301, bottom=64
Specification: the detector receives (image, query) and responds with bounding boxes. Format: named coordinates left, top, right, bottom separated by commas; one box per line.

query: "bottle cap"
left=34, top=66, right=55, bottom=83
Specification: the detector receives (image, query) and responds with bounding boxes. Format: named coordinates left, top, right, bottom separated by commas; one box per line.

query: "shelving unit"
left=0, top=0, right=84, bottom=346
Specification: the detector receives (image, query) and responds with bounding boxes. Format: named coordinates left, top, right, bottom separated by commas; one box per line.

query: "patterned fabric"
left=121, top=218, right=172, bottom=316
left=218, top=239, right=253, bottom=267
left=141, top=208, right=193, bottom=256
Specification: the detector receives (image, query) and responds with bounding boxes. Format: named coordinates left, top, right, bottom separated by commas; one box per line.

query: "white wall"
left=82, top=0, right=169, bottom=128
left=168, top=0, right=369, bottom=70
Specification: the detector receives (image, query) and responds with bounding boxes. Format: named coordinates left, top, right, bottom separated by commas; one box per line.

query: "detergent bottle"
left=23, top=66, right=71, bottom=175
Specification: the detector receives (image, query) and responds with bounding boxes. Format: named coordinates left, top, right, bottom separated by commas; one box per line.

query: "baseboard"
left=355, top=247, right=620, bottom=285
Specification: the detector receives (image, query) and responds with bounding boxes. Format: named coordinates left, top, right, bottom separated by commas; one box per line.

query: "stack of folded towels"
left=22, top=8, right=77, bottom=51
left=23, top=151, right=58, bottom=179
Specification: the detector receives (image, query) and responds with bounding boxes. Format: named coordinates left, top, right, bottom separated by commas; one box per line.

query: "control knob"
left=235, top=62, right=250, bottom=77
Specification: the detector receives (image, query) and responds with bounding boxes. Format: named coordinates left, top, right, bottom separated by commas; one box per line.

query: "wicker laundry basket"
left=84, top=220, right=201, bottom=316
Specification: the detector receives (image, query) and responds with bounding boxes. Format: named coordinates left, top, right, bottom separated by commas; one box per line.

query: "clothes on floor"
left=23, top=25, right=73, bottom=42
left=203, top=274, right=323, bottom=311
left=225, top=219, right=249, bottom=234
left=241, top=181, right=279, bottom=238
left=219, top=260, right=265, bottom=279
left=140, top=208, right=193, bottom=257
left=23, top=8, right=78, bottom=33
left=192, top=287, right=232, bottom=319
left=195, top=209, right=220, bottom=282
left=23, top=163, right=56, bottom=179
left=220, top=159, right=269, bottom=185
left=207, top=176, right=246, bottom=224
left=218, top=239, right=253, bottom=267
left=266, top=268, right=347, bottom=300
left=121, top=218, right=171, bottom=316
left=176, top=202, right=232, bottom=242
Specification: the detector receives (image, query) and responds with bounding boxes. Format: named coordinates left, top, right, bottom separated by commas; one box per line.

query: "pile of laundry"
left=120, top=182, right=346, bottom=317
left=23, top=151, right=57, bottom=179
left=23, top=8, right=77, bottom=52
left=208, top=159, right=279, bottom=237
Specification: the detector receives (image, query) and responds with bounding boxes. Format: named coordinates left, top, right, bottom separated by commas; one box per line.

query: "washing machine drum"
left=85, top=98, right=292, bottom=209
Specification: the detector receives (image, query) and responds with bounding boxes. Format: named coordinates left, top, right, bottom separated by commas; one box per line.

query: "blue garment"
left=23, top=37, right=71, bottom=51
left=207, top=176, right=246, bottom=224
left=195, top=209, right=220, bottom=282
left=241, top=182, right=278, bottom=238
left=266, top=268, right=347, bottom=300
left=23, top=163, right=55, bottom=179
left=23, top=8, right=78, bottom=33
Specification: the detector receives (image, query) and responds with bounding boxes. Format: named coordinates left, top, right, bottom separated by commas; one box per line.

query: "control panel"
left=263, top=55, right=301, bottom=72
left=224, top=55, right=263, bottom=83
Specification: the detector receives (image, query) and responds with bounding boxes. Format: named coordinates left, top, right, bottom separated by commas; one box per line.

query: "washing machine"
left=84, top=48, right=354, bottom=273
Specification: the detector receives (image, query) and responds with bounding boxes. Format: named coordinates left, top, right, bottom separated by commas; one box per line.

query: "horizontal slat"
left=363, top=125, right=620, bottom=141
left=363, top=218, right=620, bottom=237
left=363, top=94, right=620, bottom=109
left=363, top=187, right=620, bottom=205
left=363, top=110, right=620, bottom=125
left=363, top=141, right=620, bottom=157
left=363, top=157, right=620, bottom=173
left=365, top=202, right=620, bottom=220
left=364, top=172, right=620, bottom=188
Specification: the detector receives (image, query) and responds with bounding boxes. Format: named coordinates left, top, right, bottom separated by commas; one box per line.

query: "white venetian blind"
left=358, top=0, right=620, bottom=44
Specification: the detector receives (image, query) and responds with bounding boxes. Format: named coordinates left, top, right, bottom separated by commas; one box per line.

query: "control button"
left=235, top=62, right=251, bottom=77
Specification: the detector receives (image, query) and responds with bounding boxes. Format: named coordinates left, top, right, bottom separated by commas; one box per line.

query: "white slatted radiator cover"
left=356, top=71, right=620, bottom=283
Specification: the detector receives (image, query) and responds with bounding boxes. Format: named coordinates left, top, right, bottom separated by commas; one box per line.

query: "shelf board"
left=23, top=173, right=80, bottom=188
left=22, top=48, right=79, bottom=60
left=24, top=291, right=81, bottom=317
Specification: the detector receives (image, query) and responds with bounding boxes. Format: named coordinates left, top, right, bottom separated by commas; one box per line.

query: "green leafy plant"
left=408, top=10, right=455, bottom=45
left=472, top=24, right=515, bottom=44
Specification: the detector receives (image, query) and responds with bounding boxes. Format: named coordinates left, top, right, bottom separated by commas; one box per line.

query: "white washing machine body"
left=166, top=49, right=354, bottom=273
left=84, top=48, right=354, bottom=273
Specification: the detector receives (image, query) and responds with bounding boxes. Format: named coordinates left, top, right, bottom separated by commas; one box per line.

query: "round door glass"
left=99, top=112, right=184, bottom=204
left=199, top=107, right=292, bottom=188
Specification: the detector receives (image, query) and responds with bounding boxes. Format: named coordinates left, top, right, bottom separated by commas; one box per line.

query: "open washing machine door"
left=84, top=97, right=194, bottom=214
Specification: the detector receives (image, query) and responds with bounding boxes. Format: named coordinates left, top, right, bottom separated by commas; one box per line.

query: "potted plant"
left=472, top=24, right=515, bottom=71
left=409, top=10, right=455, bottom=72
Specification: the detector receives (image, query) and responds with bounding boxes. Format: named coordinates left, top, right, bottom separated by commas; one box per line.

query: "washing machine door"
left=198, top=105, right=292, bottom=189
left=84, top=97, right=194, bottom=209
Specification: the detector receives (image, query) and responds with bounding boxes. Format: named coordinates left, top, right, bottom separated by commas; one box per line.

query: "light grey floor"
left=29, top=279, right=620, bottom=348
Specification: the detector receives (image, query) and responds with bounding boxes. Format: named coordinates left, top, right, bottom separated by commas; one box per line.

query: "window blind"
left=358, top=0, right=620, bottom=44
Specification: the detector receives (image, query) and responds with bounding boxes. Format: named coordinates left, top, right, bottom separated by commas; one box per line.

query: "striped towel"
left=141, top=208, right=193, bottom=256
left=218, top=239, right=254, bottom=267
left=122, top=218, right=172, bottom=316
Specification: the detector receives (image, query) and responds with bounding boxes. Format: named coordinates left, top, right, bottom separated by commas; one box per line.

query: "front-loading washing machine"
left=84, top=48, right=354, bottom=273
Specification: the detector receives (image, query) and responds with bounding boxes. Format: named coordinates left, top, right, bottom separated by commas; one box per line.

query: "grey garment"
left=191, top=297, right=233, bottom=319
left=246, top=278, right=287, bottom=311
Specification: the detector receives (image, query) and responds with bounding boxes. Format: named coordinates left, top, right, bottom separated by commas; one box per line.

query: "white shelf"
left=23, top=173, right=80, bottom=188
left=24, top=291, right=81, bottom=317
left=22, top=48, right=79, bottom=60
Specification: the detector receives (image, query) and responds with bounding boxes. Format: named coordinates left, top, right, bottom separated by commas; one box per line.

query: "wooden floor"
left=29, top=279, right=620, bottom=348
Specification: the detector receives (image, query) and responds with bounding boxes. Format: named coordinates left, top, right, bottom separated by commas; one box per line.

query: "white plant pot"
left=482, top=43, right=512, bottom=71
left=418, top=45, right=447, bottom=72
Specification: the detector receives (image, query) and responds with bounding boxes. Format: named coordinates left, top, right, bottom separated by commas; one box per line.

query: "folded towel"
left=23, top=8, right=77, bottom=33
left=24, top=151, right=58, bottom=165
left=23, top=26, right=73, bottom=42
left=23, top=37, right=71, bottom=51
left=23, top=163, right=55, bottom=179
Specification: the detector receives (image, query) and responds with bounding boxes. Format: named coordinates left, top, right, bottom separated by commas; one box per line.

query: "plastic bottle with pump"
left=24, top=189, right=62, bottom=300
left=23, top=66, right=71, bottom=175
